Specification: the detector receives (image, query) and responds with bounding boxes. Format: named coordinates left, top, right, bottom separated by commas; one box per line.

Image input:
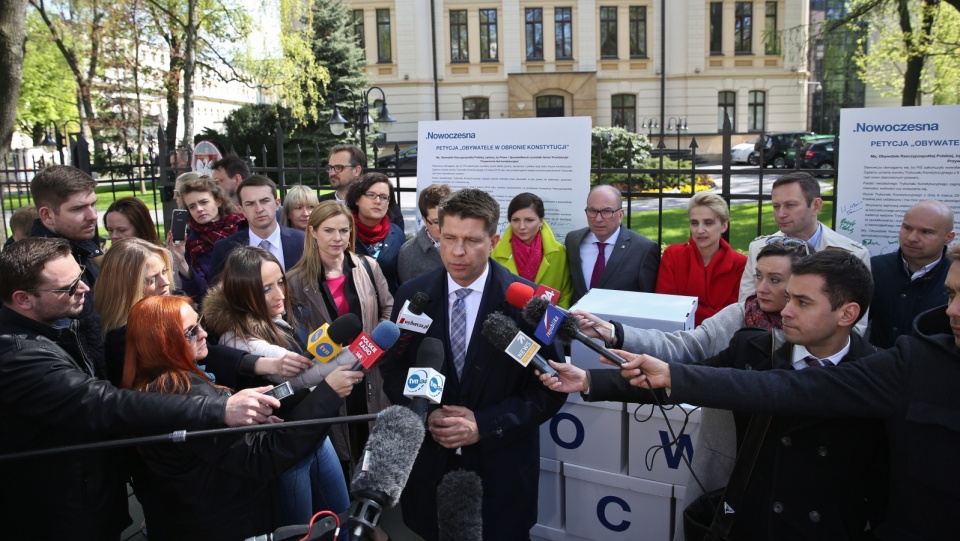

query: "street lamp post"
left=641, top=118, right=659, bottom=145
left=667, top=116, right=688, bottom=163
left=326, top=87, right=397, bottom=156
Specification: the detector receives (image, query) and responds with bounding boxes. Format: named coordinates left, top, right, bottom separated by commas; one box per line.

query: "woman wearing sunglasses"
left=345, top=172, right=405, bottom=295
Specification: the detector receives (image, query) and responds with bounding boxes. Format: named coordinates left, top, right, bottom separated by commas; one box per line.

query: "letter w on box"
left=505, top=333, right=541, bottom=367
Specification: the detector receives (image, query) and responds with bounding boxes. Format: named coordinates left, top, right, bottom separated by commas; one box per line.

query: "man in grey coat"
left=398, top=183, right=451, bottom=282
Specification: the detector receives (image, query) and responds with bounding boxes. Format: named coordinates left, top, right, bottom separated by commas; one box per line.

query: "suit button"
left=780, top=436, right=792, bottom=446
left=744, top=364, right=753, bottom=370
left=772, top=502, right=784, bottom=514
left=818, top=446, right=828, bottom=457
left=809, top=510, right=821, bottom=523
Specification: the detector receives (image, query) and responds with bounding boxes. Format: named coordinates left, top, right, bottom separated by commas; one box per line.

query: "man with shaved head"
left=869, top=199, right=956, bottom=348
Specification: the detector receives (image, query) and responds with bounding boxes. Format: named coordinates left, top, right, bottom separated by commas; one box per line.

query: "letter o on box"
left=550, top=412, right=585, bottom=450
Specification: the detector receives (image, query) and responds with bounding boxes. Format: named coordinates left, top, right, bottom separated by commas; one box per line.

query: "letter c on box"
left=597, top=495, right=631, bottom=532
left=549, top=412, right=584, bottom=449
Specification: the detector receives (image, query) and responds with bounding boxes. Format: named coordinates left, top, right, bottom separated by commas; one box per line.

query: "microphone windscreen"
left=555, top=315, right=581, bottom=345
left=521, top=295, right=550, bottom=326
left=351, top=405, right=426, bottom=507
left=480, top=312, right=520, bottom=351
left=370, top=320, right=401, bottom=350
left=437, top=470, right=483, bottom=541
left=505, top=282, right=535, bottom=310
left=416, top=337, right=445, bottom=371
left=408, top=292, right=430, bottom=315
left=329, top=313, right=363, bottom=345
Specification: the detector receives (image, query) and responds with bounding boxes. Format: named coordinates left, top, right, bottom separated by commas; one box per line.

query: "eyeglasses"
left=29, top=266, right=86, bottom=297
left=363, top=192, right=391, bottom=203
left=765, top=236, right=811, bottom=255
left=185, top=315, right=205, bottom=342
left=585, top=207, right=623, bottom=219
left=325, top=164, right=353, bottom=173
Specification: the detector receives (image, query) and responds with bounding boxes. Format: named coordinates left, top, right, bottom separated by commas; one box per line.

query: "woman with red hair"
left=122, top=295, right=348, bottom=540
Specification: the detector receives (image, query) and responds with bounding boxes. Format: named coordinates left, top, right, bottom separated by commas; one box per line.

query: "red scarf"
left=742, top=293, right=783, bottom=330
left=510, top=229, right=544, bottom=283
left=354, top=213, right=390, bottom=244
left=186, top=212, right=246, bottom=266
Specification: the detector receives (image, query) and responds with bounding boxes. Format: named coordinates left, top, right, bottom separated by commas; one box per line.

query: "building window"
left=734, top=2, right=752, bottom=54
left=463, top=98, right=490, bottom=119
left=600, top=7, right=618, bottom=58
left=748, top=90, right=766, bottom=132
left=480, top=9, right=498, bottom=61
left=709, top=2, right=723, bottom=55
left=376, top=9, right=391, bottom=62
left=537, top=95, right=565, bottom=117
left=612, top=94, right=637, bottom=132
left=526, top=8, right=544, bottom=60
left=718, top=91, right=736, bottom=132
left=450, top=10, right=468, bottom=62
left=629, top=6, right=647, bottom=58
left=352, top=10, right=364, bottom=49
left=764, top=2, right=780, bottom=55
left=555, top=7, right=573, bottom=60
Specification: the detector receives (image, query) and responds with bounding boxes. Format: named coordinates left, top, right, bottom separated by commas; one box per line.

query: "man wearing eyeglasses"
left=321, top=144, right=405, bottom=231
left=565, top=185, right=660, bottom=304
left=0, top=237, right=284, bottom=540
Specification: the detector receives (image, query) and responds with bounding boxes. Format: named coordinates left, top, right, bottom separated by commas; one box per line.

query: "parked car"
left=730, top=137, right=759, bottom=164
left=376, top=145, right=418, bottom=169
left=785, top=134, right=835, bottom=166
left=754, top=131, right=814, bottom=168
left=797, top=138, right=837, bottom=177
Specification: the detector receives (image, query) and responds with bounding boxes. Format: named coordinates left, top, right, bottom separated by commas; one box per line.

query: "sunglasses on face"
left=185, top=315, right=205, bottom=342
left=29, top=266, right=86, bottom=297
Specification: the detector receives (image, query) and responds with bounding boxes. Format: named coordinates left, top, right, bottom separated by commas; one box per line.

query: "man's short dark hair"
left=211, top=153, right=251, bottom=180
left=9, top=205, right=38, bottom=237
left=329, top=144, right=367, bottom=169
left=346, top=172, right=394, bottom=214
left=438, top=188, right=500, bottom=238
left=791, top=249, right=873, bottom=324
left=772, top=172, right=821, bottom=206
left=30, top=166, right=97, bottom=213
left=0, top=237, right=73, bottom=303
left=236, top=174, right=278, bottom=202
left=418, top=184, right=452, bottom=217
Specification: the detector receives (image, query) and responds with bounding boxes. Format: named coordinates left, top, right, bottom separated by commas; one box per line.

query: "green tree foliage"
left=17, top=11, right=80, bottom=140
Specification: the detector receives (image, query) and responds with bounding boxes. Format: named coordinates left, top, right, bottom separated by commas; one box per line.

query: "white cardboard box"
left=569, top=289, right=697, bottom=371
left=627, top=403, right=702, bottom=486
left=538, top=457, right=564, bottom=530
left=540, top=391, right=627, bottom=473
left=564, top=463, right=674, bottom=541
left=531, top=524, right=590, bottom=541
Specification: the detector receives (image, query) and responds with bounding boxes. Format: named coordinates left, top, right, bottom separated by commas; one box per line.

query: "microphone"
left=390, top=292, right=433, bottom=360
left=307, top=313, right=363, bottom=363
left=437, top=470, right=483, bottom=541
left=349, top=320, right=401, bottom=371
left=347, top=405, right=426, bottom=540
left=480, top=312, right=558, bottom=377
left=403, top=337, right=446, bottom=422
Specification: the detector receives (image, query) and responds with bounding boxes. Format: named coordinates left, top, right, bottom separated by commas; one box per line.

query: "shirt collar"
left=249, top=223, right=282, bottom=247
left=583, top=225, right=622, bottom=247
left=791, top=336, right=851, bottom=369
left=901, top=252, right=943, bottom=281
left=447, top=260, right=490, bottom=298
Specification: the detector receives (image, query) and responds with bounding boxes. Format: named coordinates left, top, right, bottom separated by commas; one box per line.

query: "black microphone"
left=437, top=470, right=483, bottom=541
left=521, top=296, right=627, bottom=367
left=347, top=405, right=426, bottom=540
left=391, top=292, right=432, bottom=359
left=403, top=337, right=446, bottom=422
left=480, top=312, right=558, bottom=377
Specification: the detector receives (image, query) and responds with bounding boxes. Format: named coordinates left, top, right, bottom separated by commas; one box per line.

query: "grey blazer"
left=565, top=225, right=660, bottom=305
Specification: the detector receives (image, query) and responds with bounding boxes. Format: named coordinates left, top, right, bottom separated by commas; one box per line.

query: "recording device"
left=403, top=337, right=446, bottom=422
left=262, top=381, right=293, bottom=401
left=349, top=320, right=401, bottom=372
left=170, top=209, right=189, bottom=243
left=507, top=282, right=627, bottom=367
left=395, top=292, right=432, bottom=334
left=347, top=405, right=426, bottom=540
left=480, top=312, right=558, bottom=377
left=437, top=470, right=483, bottom=541
left=307, top=313, right=363, bottom=363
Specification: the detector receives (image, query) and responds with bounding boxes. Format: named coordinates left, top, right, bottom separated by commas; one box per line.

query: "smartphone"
left=170, top=209, right=189, bottom=243
left=263, top=381, right=294, bottom=401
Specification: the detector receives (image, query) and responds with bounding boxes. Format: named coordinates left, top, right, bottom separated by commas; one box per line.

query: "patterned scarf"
left=354, top=213, right=390, bottom=244
left=186, top=212, right=246, bottom=267
left=742, top=293, right=783, bottom=330
left=510, top=229, right=544, bottom=283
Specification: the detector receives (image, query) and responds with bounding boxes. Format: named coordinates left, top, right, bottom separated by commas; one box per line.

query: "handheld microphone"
left=437, top=470, right=483, bottom=541
left=390, top=292, right=433, bottom=360
left=347, top=405, right=426, bottom=540
left=480, top=312, right=558, bottom=377
left=307, top=313, right=363, bottom=363
left=507, top=282, right=627, bottom=367
left=403, top=337, right=446, bottom=422
left=349, top=320, right=401, bottom=371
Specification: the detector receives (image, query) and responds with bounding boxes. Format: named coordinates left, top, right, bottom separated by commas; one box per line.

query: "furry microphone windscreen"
left=520, top=295, right=550, bottom=325
left=350, top=405, right=426, bottom=507
left=480, top=312, right=521, bottom=350
left=437, top=470, right=483, bottom=541
left=409, top=291, right=431, bottom=315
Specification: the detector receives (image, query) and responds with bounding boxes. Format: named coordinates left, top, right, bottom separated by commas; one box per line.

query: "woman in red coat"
left=657, top=192, right=746, bottom=326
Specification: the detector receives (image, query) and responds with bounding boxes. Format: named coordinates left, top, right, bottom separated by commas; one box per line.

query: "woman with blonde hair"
left=280, top=185, right=320, bottom=230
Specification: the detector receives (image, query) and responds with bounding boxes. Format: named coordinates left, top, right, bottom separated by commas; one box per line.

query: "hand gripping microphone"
left=349, top=320, right=401, bottom=371
left=347, top=405, right=426, bottom=540
left=480, top=312, right=558, bottom=377
left=306, top=313, right=363, bottom=363
left=437, top=470, right=483, bottom=541
left=403, top=337, right=446, bottom=422
left=507, top=282, right=627, bottom=367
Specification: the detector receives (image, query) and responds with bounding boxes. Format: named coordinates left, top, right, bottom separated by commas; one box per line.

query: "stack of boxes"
left=533, top=290, right=702, bottom=541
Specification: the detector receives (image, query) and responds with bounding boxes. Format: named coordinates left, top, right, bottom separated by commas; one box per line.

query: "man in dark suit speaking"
left=381, top=189, right=566, bottom=541
left=565, top=185, right=659, bottom=305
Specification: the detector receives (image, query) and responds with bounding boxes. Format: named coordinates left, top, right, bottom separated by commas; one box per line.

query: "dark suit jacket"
left=208, top=225, right=305, bottom=284
left=381, top=260, right=567, bottom=541
left=564, top=225, right=660, bottom=305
